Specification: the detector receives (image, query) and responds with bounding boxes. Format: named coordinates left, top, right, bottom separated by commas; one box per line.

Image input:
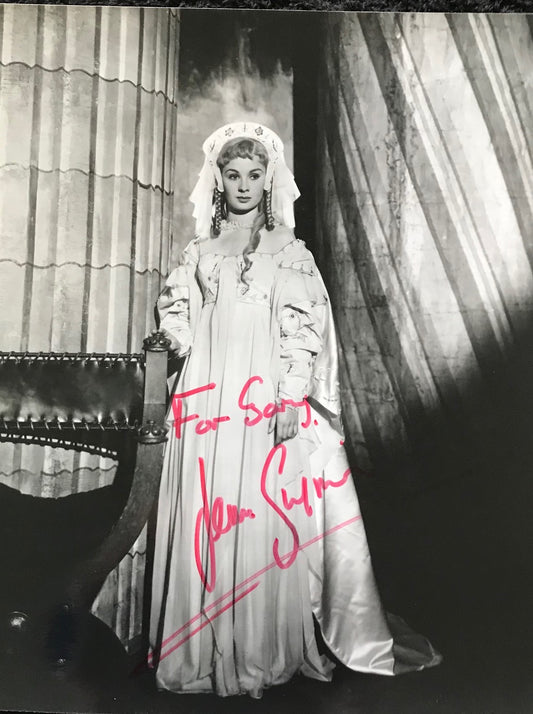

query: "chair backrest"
left=0, top=332, right=171, bottom=667
left=0, top=351, right=145, bottom=457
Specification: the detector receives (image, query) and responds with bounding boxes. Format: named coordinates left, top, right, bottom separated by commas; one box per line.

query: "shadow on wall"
left=311, top=12, right=533, bottom=641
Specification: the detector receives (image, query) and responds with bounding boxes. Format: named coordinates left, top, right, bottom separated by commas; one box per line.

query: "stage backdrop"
left=0, top=4, right=179, bottom=650
left=315, top=13, right=533, bottom=493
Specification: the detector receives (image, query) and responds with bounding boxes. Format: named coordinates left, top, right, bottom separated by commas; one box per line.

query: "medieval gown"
left=149, top=231, right=441, bottom=697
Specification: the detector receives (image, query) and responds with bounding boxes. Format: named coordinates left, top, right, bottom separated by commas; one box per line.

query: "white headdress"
left=189, top=122, right=300, bottom=238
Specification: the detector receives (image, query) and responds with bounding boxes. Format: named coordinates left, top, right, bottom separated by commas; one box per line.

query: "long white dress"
left=149, top=230, right=441, bottom=697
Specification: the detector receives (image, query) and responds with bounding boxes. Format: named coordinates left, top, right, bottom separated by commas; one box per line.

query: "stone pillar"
left=0, top=4, right=179, bottom=650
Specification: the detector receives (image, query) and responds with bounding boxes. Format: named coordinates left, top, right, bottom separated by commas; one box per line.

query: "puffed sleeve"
left=275, top=242, right=329, bottom=404
left=156, top=238, right=200, bottom=358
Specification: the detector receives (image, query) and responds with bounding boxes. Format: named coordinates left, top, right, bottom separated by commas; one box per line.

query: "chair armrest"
left=65, top=332, right=171, bottom=610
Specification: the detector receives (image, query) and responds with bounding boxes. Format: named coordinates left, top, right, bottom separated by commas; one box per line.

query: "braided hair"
left=213, top=138, right=276, bottom=284
left=212, top=188, right=224, bottom=236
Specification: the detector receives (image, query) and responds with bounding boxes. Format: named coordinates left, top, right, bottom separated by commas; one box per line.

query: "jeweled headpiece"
left=190, top=122, right=300, bottom=238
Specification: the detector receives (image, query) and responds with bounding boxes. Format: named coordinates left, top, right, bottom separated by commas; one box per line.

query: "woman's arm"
left=154, top=239, right=200, bottom=358
left=274, top=247, right=327, bottom=442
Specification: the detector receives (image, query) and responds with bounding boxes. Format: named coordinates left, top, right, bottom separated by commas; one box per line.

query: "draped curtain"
left=0, top=4, right=179, bottom=649
left=316, top=13, right=533, bottom=491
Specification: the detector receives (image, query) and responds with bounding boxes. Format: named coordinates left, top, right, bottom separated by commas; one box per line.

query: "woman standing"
left=149, top=122, right=441, bottom=697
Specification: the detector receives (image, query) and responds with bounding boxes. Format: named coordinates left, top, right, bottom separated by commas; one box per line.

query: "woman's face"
left=221, top=157, right=267, bottom=214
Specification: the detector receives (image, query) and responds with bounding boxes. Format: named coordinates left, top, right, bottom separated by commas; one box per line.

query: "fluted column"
left=0, top=4, right=179, bottom=649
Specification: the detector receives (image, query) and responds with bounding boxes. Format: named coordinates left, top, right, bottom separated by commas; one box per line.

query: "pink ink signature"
left=171, top=383, right=231, bottom=438
left=143, top=514, right=361, bottom=671
left=238, top=375, right=312, bottom=429
left=192, top=442, right=350, bottom=592
left=135, top=375, right=369, bottom=675
left=171, top=375, right=313, bottom=439
left=260, top=443, right=350, bottom=571
left=194, top=456, right=256, bottom=593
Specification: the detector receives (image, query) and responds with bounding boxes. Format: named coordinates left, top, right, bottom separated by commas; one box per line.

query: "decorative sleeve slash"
left=156, top=239, right=200, bottom=358
left=275, top=243, right=329, bottom=404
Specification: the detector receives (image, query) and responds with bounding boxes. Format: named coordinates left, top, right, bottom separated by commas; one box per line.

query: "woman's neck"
left=226, top=207, right=260, bottom=226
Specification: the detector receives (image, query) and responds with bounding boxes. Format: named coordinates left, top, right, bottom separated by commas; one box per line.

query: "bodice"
left=196, top=248, right=287, bottom=308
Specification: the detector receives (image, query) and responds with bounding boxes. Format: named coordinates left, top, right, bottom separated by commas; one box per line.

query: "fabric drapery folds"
left=150, top=234, right=441, bottom=696
left=156, top=239, right=203, bottom=359
left=271, top=243, right=341, bottom=418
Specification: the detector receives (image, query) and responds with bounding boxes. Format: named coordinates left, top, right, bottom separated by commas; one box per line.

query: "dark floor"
left=2, top=452, right=533, bottom=714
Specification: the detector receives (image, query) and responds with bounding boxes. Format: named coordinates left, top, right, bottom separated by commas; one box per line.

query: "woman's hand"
left=149, top=328, right=180, bottom=353
left=269, top=407, right=299, bottom=444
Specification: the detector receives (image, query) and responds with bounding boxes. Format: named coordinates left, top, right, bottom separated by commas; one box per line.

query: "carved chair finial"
left=143, top=330, right=171, bottom=352
left=136, top=419, right=168, bottom=444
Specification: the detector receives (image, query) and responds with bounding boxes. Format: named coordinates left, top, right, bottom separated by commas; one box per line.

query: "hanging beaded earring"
left=212, top=188, right=223, bottom=236
left=264, top=187, right=275, bottom=231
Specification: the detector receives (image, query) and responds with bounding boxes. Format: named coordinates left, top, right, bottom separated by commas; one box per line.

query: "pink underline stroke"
left=151, top=514, right=362, bottom=664
left=159, top=582, right=261, bottom=664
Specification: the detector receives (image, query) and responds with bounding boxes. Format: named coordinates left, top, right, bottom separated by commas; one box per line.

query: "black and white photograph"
left=0, top=5, right=532, bottom=713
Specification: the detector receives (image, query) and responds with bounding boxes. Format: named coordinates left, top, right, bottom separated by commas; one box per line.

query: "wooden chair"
left=0, top=331, right=170, bottom=708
